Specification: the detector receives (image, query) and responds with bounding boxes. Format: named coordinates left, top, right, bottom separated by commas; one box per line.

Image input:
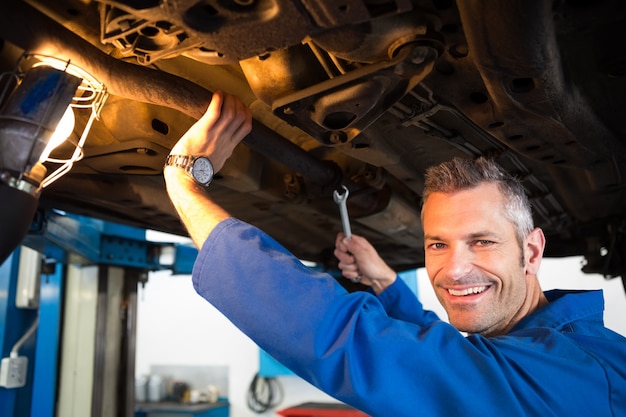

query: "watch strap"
left=164, top=154, right=194, bottom=171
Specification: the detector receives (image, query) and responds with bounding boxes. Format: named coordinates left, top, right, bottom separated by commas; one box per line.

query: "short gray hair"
left=422, top=157, right=534, bottom=244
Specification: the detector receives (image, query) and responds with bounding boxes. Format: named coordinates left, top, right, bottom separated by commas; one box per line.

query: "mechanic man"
left=164, top=91, right=626, bottom=416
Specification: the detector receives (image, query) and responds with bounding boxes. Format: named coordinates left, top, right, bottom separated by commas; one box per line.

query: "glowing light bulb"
left=40, top=105, right=75, bottom=162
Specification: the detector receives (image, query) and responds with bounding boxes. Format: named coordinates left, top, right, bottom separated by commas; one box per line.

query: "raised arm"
left=163, top=91, right=252, bottom=248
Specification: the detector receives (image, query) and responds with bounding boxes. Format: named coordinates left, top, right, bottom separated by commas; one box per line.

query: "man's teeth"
left=448, top=286, right=488, bottom=296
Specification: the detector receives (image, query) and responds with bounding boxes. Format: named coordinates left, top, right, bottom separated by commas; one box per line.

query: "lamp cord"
left=11, top=316, right=39, bottom=358
left=246, top=373, right=283, bottom=413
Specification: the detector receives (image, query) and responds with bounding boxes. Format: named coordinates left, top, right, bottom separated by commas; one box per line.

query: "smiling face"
left=422, top=183, right=546, bottom=337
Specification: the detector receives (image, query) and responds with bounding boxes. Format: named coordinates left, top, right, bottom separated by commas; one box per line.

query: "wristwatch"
left=164, top=155, right=214, bottom=187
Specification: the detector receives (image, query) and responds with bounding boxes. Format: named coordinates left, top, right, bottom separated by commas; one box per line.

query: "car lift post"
left=0, top=209, right=197, bottom=417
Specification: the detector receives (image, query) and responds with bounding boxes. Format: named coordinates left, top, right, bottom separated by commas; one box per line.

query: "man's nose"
left=442, top=246, right=474, bottom=281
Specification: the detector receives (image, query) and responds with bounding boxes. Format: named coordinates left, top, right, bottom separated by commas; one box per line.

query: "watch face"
left=191, top=157, right=214, bottom=185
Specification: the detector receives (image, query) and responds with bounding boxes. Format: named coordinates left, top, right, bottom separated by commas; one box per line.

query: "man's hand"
left=334, top=233, right=397, bottom=295
left=168, top=90, right=252, bottom=171
left=164, top=91, right=252, bottom=248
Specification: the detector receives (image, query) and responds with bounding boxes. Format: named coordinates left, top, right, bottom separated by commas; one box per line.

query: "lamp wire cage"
left=0, top=52, right=108, bottom=189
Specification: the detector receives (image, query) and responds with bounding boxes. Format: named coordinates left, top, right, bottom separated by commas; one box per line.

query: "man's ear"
left=525, top=227, right=546, bottom=275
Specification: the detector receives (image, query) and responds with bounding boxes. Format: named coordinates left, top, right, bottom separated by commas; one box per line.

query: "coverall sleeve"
left=375, top=276, right=441, bottom=325
left=192, top=219, right=616, bottom=417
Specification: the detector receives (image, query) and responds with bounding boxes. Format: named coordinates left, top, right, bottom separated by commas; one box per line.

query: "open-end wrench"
left=333, top=185, right=352, bottom=238
left=334, top=185, right=362, bottom=283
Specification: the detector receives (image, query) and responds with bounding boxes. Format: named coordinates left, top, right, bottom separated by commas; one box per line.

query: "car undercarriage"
left=1, top=0, right=625, bottom=290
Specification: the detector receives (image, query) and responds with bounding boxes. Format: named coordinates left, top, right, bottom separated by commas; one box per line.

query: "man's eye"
left=429, top=242, right=446, bottom=249
left=475, top=240, right=493, bottom=246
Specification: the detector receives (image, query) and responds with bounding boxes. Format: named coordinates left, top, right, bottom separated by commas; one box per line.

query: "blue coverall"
left=193, top=218, right=626, bottom=417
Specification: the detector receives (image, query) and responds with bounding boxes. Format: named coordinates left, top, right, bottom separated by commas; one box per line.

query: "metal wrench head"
left=333, top=185, right=349, bottom=204
left=333, top=185, right=352, bottom=237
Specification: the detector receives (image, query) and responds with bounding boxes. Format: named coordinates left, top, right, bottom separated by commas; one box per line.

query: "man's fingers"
left=208, top=93, right=251, bottom=144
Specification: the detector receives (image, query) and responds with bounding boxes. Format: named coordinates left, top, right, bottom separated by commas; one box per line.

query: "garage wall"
left=135, top=255, right=626, bottom=417
left=135, top=270, right=335, bottom=417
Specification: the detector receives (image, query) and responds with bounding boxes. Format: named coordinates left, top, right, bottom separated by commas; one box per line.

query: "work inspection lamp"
left=0, top=53, right=107, bottom=264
